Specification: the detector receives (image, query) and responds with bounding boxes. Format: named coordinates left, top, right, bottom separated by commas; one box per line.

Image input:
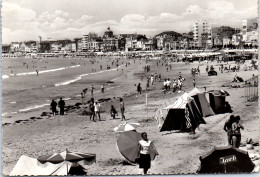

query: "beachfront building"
left=232, top=33, right=243, bottom=47
left=193, top=20, right=212, bottom=48
left=101, top=27, right=125, bottom=51
left=87, top=39, right=103, bottom=51
left=81, top=34, right=89, bottom=52
left=211, top=26, right=240, bottom=48
left=144, top=38, right=156, bottom=51
left=19, top=41, right=38, bottom=53
left=71, top=43, right=77, bottom=52
left=50, top=42, right=62, bottom=53
left=155, top=31, right=182, bottom=50
left=2, top=44, right=11, bottom=53
left=10, top=42, right=21, bottom=53
left=124, top=34, right=148, bottom=51
left=222, top=37, right=232, bottom=48
left=180, top=33, right=194, bottom=49
left=242, top=17, right=258, bottom=46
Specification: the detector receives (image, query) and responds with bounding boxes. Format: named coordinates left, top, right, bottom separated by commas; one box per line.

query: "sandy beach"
left=2, top=57, right=259, bottom=175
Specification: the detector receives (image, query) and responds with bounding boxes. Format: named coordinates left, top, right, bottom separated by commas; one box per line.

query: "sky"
left=1, top=0, right=258, bottom=44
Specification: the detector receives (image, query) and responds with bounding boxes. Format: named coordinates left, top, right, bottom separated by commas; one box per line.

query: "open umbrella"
left=37, top=149, right=96, bottom=174
left=114, top=122, right=140, bottom=132
left=197, top=146, right=255, bottom=174
left=207, top=90, right=230, bottom=96
left=116, top=131, right=158, bottom=163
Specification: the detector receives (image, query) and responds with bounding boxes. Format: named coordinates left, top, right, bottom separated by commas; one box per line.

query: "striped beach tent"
left=188, top=87, right=215, bottom=117
left=160, top=93, right=206, bottom=132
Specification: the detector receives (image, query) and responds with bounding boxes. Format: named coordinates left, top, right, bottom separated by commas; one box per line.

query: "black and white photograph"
left=1, top=0, right=259, bottom=175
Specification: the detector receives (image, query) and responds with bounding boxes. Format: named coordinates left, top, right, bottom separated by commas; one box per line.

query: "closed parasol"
left=116, top=131, right=158, bottom=163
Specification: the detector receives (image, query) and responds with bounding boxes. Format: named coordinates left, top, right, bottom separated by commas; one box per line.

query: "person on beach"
left=163, top=79, right=167, bottom=93
left=94, top=101, right=101, bottom=121
left=89, top=98, right=95, bottom=121
left=50, top=100, right=57, bottom=116
left=36, top=70, right=39, bottom=76
left=231, top=116, right=244, bottom=148
left=58, top=98, right=65, bottom=116
left=137, top=83, right=142, bottom=96
left=137, top=132, right=155, bottom=175
left=101, top=84, right=105, bottom=93
left=119, top=98, right=126, bottom=121
left=193, top=79, right=196, bottom=88
left=110, top=105, right=118, bottom=119
left=91, top=85, right=94, bottom=96
left=172, top=78, right=177, bottom=92
left=177, top=78, right=182, bottom=91
left=167, top=78, right=171, bottom=91
left=224, top=115, right=235, bottom=145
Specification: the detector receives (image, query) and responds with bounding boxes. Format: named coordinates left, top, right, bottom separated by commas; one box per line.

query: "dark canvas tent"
left=197, top=146, right=255, bottom=173
left=160, top=93, right=206, bottom=132
left=208, top=90, right=230, bottom=114
left=188, top=88, right=215, bottom=117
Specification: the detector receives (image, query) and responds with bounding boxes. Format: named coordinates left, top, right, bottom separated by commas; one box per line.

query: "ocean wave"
left=55, top=65, right=123, bottom=87
left=3, top=65, right=80, bottom=79
left=18, top=103, right=50, bottom=112
left=2, top=112, right=18, bottom=117
left=2, top=75, right=9, bottom=79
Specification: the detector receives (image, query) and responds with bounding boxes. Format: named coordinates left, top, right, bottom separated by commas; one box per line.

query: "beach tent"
left=10, top=155, right=78, bottom=176
left=188, top=88, right=215, bottom=117
left=197, top=146, right=255, bottom=173
left=208, top=90, right=230, bottom=114
left=160, top=93, right=206, bottom=132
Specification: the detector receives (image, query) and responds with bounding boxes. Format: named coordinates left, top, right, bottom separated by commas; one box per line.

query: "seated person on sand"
left=231, top=116, right=244, bottom=148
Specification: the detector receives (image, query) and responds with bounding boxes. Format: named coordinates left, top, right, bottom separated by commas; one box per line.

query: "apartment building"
left=193, top=20, right=212, bottom=48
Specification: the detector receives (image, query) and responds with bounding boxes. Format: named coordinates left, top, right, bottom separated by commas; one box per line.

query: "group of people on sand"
left=87, top=96, right=126, bottom=122
left=163, top=75, right=185, bottom=93
left=50, top=98, right=66, bottom=116
left=88, top=98, right=102, bottom=121
left=224, top=115, right=244, bottom=148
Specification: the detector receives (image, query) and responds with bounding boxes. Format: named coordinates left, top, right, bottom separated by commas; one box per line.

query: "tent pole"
left=67, top=161, right=68, bottom=175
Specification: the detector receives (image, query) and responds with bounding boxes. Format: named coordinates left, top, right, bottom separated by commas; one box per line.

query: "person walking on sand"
left=91, top=85, right=94, bottom=96
left=89, top=98, right=95, bottom=121
left=58, top=98, right=65, bottom=116
left=193, top=79, right=196, bottom=88
left=101, top=84, right=105, bottom=93
left=119, top=98, right=126, bottom=121
left=137, top=83, right=142, bottom=96
left=50, top=100, right=57, bottom=116
left=36, top=70, right=39, bottom=76
left=137, top=132, right=157, bottom=175
left=224, top=115, right=235, bottom=145
left=94, top=101, right=101, bottom=121
left=231, top=116, right=244, bottom=148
